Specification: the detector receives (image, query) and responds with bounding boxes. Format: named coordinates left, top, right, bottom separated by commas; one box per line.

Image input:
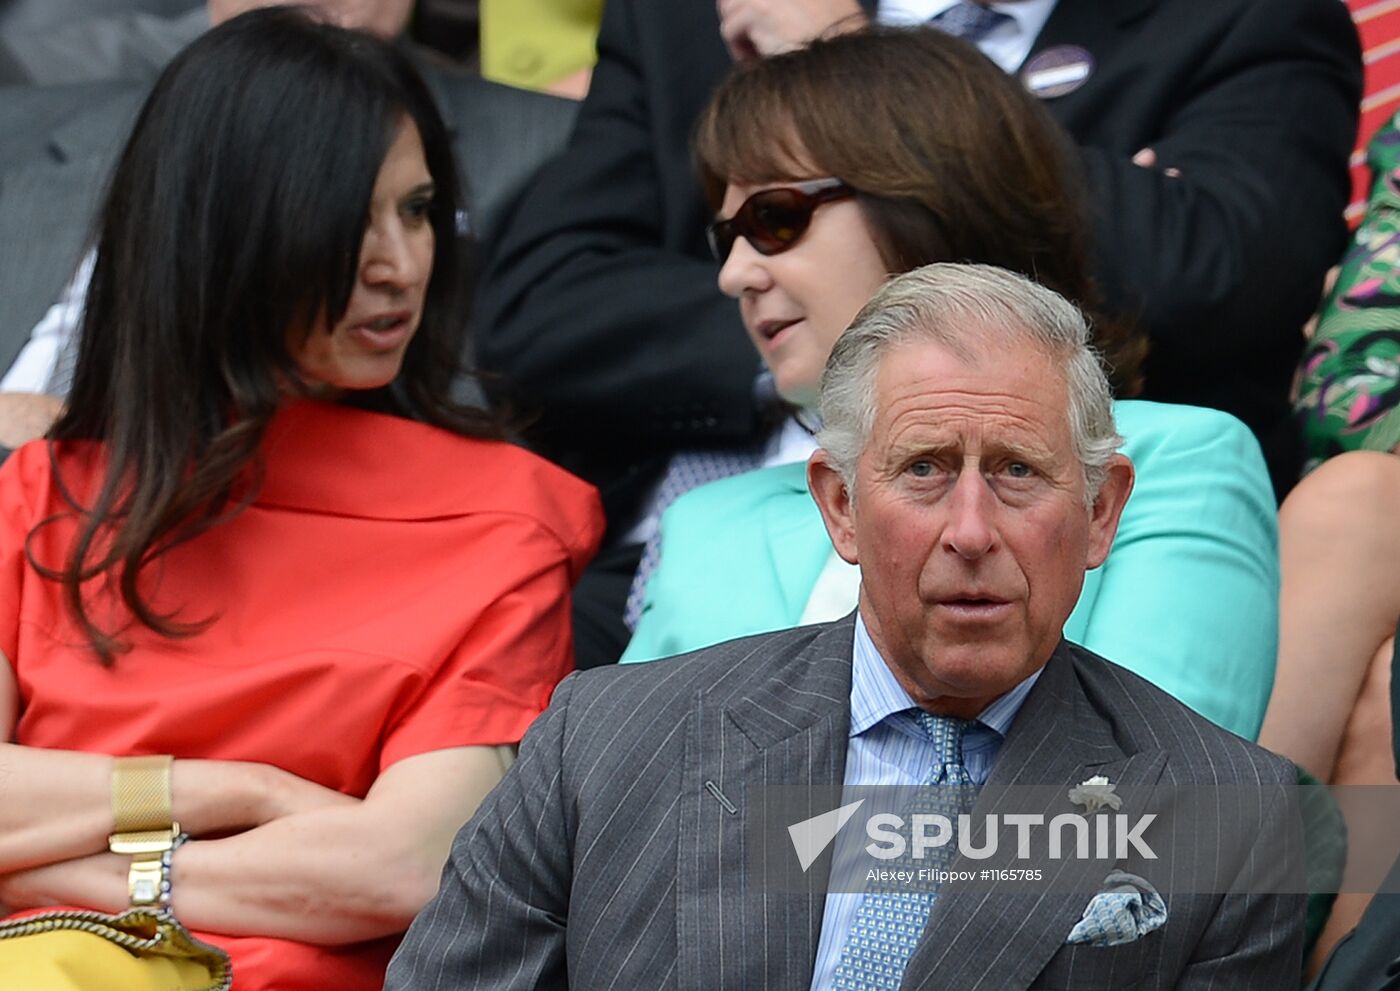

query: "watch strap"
left=109, top=755, right=178, bottom=907
left=111, top=754, right=174, bottom=833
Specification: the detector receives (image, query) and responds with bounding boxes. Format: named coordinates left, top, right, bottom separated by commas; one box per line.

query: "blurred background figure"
left=480, top=0, right=600, bottom=98
left=414, top=0, right=480, bottom=67
left=0, top=0, right=203, bottom=85
left=1295, top=114, right=1400, bottom=472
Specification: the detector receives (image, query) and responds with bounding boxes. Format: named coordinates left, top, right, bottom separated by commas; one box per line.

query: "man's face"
left=208, top=0, right=414, bottom=38
left=809, top=333, right=1132, bottom=718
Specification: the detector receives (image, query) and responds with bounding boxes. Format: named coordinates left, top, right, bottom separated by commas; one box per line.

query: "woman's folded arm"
left=0, top=745, right=506, bottom=944
left=0, top=649, right=359, bottom=875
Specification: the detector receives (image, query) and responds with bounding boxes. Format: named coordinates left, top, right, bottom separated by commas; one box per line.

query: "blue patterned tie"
left=929, top=1, right=1012, bottom=42
left=830, top=711, right=975, bottom=991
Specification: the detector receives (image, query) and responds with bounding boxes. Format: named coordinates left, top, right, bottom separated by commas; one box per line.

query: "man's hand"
left=0, top=393, right=63, bottom=449
left=1131, top=147, right=1181, bottom=179
left=716, top=0, right=866, bottom=61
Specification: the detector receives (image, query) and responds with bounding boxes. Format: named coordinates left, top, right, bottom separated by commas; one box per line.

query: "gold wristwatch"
left=108, top=755, right=181, bottom=907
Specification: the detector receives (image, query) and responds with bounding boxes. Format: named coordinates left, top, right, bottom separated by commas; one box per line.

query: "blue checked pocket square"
left=1065, top=870, right=1167, bottom=947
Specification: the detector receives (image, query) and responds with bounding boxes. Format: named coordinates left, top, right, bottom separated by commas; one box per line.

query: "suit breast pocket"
left=1027, top=939, right=1151, bottom=990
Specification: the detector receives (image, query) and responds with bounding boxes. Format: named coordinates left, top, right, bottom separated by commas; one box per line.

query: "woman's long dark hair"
left=694, top=25, right=1147, bottom=397
left=37, top=7, right=496, bottom=662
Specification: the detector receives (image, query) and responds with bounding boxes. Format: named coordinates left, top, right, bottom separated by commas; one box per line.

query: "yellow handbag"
left=0, top=907, right=231, bottom=991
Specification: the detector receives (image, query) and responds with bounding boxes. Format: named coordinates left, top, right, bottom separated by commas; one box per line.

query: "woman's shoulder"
left=1110, top=400, right=1276, bottom=531
left=1112, top=400, right=1268, bottom=472
left=258, top=402, right=604, bottom=561
left=452, top=434, right=604, bottom=537
left=0, top=438, right=103, bottom=515
left=399, top=431, right=606, bottom=579
left=666, top=460, right=809, bottom=523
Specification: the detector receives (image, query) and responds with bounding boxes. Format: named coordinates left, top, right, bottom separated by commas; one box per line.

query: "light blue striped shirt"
left=808, top=615, right=1041, bottom=990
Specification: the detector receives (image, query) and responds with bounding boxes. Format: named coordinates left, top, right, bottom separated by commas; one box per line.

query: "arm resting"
left=0, top=746, right=508, bottom=944
left=166, top=746, right=509, bottom=943
left=0, top=648, right=356, bottom=875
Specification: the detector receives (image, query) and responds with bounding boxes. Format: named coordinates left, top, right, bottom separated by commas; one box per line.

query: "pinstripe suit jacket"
left=387, top=615, right=1304, bottom=990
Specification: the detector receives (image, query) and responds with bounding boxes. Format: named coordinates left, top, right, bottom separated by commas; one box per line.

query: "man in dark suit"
left=388, top=264, right=1304, bottom=990
left=0, top=0, right=578, bottom=451
left=476, top=0, right=1361, bottom=664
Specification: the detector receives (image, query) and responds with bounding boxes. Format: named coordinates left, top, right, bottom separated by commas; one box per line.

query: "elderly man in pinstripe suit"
left=387, top=264, right=1304, bottom=990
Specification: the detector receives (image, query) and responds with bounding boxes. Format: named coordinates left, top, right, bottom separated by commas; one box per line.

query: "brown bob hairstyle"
left=694, top=25, right=1145, bottom=396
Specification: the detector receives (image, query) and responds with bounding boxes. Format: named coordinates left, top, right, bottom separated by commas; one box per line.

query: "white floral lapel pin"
left=1068, top=775, right=1122, bottom=813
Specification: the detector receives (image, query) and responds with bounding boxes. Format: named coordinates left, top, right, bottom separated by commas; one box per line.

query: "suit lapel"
left=904, top=644, right=1168, bottom=990
left=676, top=619, right=855, bottom=991
left=47, top=92, right=146, bottom=165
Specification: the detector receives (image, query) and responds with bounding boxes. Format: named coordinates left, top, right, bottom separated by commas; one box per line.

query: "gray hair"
left=816, top=263, right=1122, bottom=503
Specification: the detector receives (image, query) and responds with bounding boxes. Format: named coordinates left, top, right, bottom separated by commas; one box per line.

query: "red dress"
left=0, top=401, right=603, bottom=990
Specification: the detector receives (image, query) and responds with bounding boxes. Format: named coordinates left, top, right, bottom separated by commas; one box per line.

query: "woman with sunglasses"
left=0, top=10, right=601, bottom=990
left=622, top=26, right=1279, bottom=741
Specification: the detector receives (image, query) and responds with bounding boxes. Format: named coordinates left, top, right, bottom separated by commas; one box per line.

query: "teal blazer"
left=622, top=401, right=1279, bottom=741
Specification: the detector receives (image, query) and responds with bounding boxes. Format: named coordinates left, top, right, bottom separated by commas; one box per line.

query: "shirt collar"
left=850, top=612, right=1042, bottom=738
left=878, top=0, right=1057, bottom=41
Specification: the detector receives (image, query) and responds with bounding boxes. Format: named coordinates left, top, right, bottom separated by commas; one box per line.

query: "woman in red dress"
left=0, top=8, right=602, bottom=989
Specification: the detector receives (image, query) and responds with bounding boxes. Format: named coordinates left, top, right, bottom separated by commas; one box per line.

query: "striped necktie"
left=929, top=1, right=1012, bottom=42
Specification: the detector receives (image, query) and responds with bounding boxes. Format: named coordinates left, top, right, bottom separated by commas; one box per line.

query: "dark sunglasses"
left=707, top=177, right=856, bottom=262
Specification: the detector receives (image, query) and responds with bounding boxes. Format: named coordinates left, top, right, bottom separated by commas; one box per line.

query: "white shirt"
left=0, top=252, right=92, bottom=395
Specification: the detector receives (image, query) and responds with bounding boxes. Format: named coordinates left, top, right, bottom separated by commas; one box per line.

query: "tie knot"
left=929, top=1, right=1012, bottom=43
left=910, top=709, right=971, bottom=764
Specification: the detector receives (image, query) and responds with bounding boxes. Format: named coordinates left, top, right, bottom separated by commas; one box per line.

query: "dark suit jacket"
left=476, top=0, right=1361, bottom=518
left=0, top=0, right=198, bottom=40
left=0, top=39, right=578, bottom=385
left=0, top=6, right=206, bottom=86
left=387, top=617, right=1304, bottom=989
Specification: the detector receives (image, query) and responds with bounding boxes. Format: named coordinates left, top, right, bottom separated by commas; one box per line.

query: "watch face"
left=131, top=873, right=161, bottom=904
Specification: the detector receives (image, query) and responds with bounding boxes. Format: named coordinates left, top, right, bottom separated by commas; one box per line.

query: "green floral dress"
left=1296, top=113, right=1400, bottom=471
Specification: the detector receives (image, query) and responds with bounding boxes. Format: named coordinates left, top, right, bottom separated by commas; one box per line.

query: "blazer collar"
left=48, top=90, right=147, bottom=164
left=722, top=612, right=856, bottom=749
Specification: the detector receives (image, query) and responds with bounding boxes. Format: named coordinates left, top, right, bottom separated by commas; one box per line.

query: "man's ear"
left=808, top=449, right=859, bottom=565
left=1086, top=453, right=1134, bottom=570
